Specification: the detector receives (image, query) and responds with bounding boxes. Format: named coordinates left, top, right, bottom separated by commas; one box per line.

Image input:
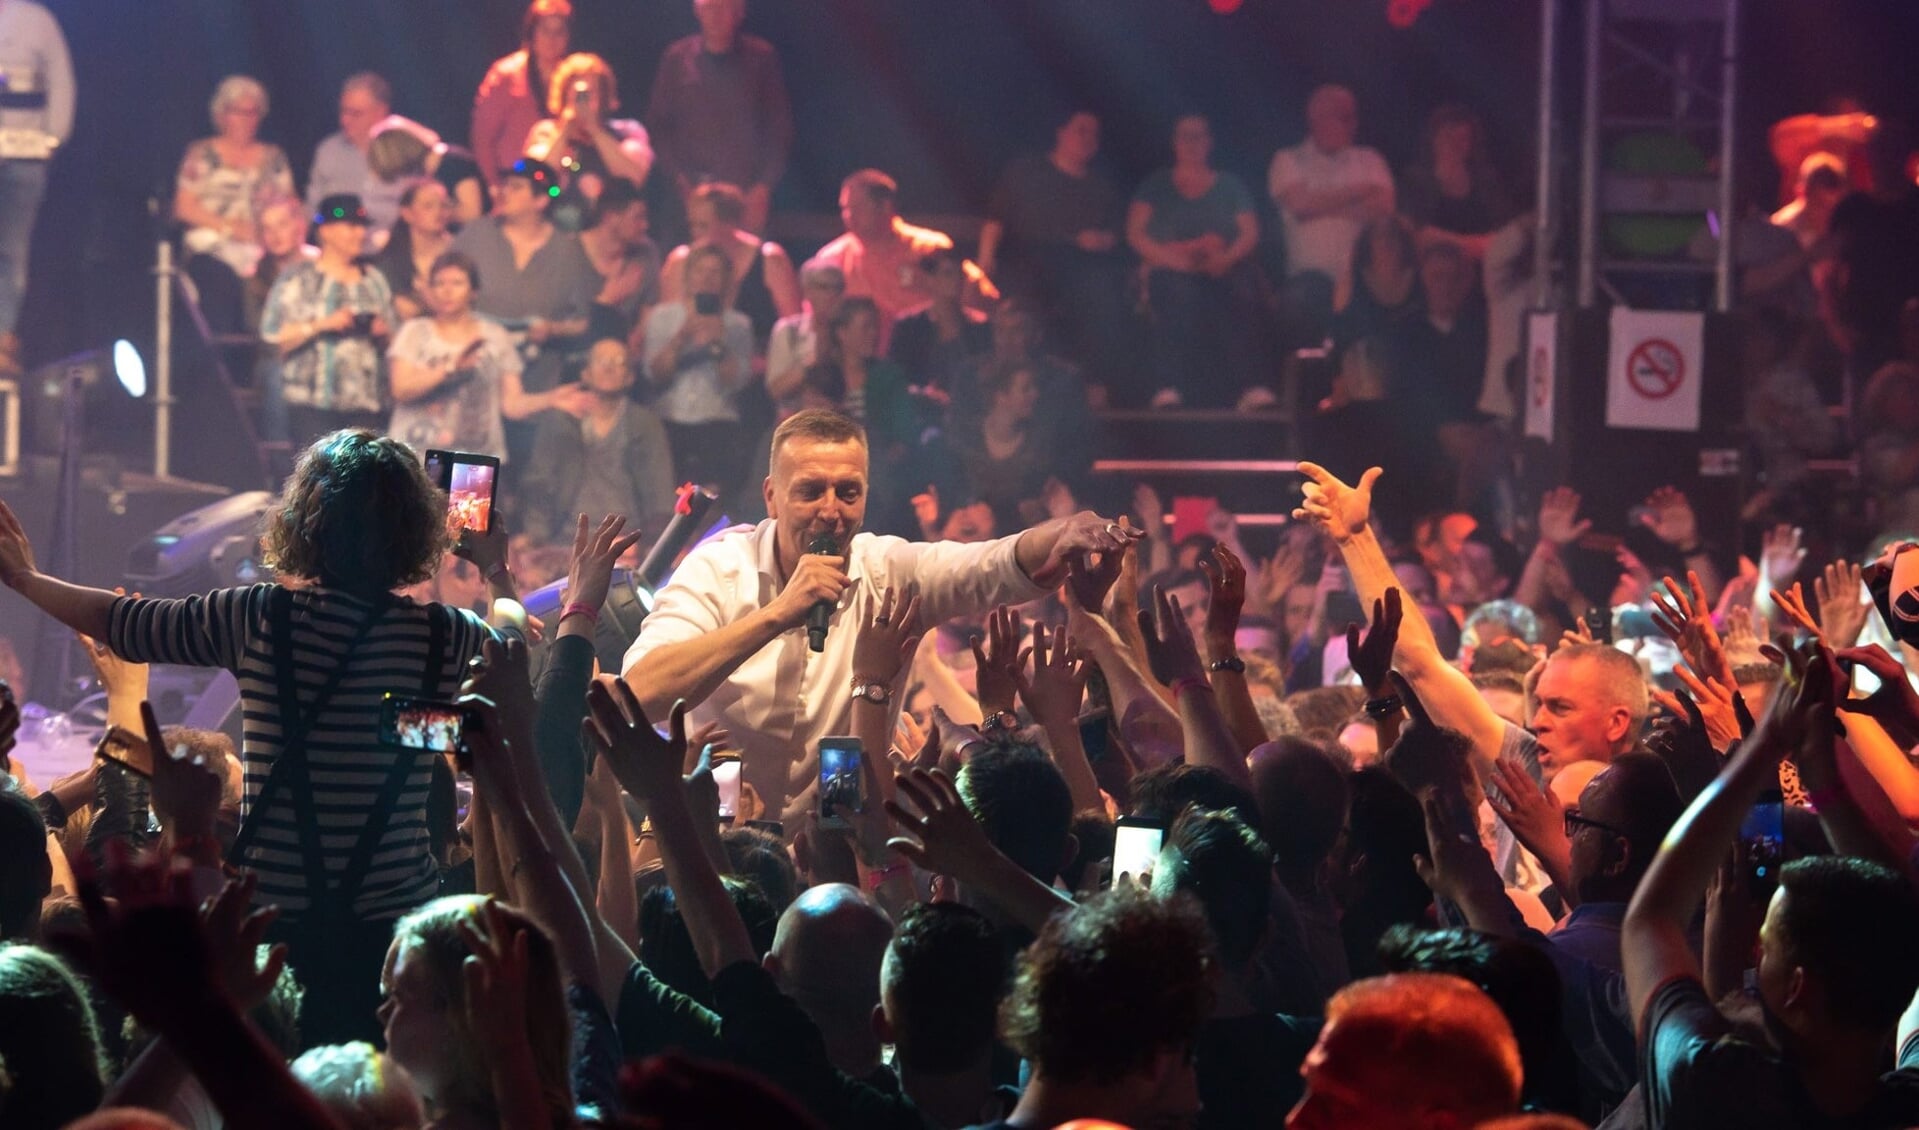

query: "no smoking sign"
left=1625, top=338, right=1684, bottom=399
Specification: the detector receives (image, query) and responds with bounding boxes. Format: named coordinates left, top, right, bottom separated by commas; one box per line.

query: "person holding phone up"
left=640, top=242, right=755, bottom=493
left=0, top=430, right=516, bottom=1048
left=387, top=249, right=592, bottom=461
left=259, top=193, right=396, bottom=448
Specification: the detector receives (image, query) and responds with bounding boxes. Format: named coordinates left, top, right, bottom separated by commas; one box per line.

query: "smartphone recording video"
left=1110, top=817, right=1166, bottom=889
left=381, top=695, right=471, bottom=754
left=1741, top=793, right=1785, bottom=897
left=818, top=737, right=864, bottom=831
left=713, top=754, right=742, bottom=821
left=425, top=449, right=500, bottom=536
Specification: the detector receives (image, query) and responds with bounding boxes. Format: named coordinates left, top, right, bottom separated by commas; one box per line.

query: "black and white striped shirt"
left=109, top=584, right=495, bottom=920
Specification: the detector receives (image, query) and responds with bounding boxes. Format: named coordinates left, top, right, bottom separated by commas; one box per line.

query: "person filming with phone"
left=0, top=430, right=521, bottom=1047
left=638, top=241, right=755, bottom=493
left=621, top=407, right=1139, bottom=823
left=386, top=249, right=592, bottom=460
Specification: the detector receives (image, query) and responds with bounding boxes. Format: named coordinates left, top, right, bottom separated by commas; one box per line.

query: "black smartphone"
left=693, top=292, right=722, bottom=317
left=818, top=736, right=864, bottom=831
left=1078, top=709, right=1112, bottom=765
left=423, top=449, right=500, bottom=536
left=1585, top=606, right=1613, bottom=645
left=380, top=694, right=474, bottom=755
left=1110, top=816, right=1167, bottom=889
left=1741, top=792, right=1785, bottom=896
left=350, top=311, right=376, bottom=335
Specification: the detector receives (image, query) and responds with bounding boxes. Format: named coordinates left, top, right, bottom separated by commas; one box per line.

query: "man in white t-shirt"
left=1268, top=85, right=1395, bottom=307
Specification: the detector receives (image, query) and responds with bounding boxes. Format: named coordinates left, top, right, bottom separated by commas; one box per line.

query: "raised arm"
left=1137, top=585, right=1253, bottom=792
left=1293, top=463, right=1508, bottom=764
left=587, top=682, right=757, bottom=978
left=0, top=500, right=115, bottom=638
left=1623, top=639, right=1833, bottom=1032
left=1200, top=545, right=1270, bottom=755
left=623, top=547, right=850, bottom=716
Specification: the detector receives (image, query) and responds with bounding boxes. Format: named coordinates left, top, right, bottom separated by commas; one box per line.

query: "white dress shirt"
left=622, top=519, right=1046, bottom=813
left=1267, top=140, right=1395, bottom=297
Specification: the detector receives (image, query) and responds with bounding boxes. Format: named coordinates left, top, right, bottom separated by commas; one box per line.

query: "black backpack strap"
left=320, top=601, right=457, bottom=915
left=226, top=588, right=392, bottom=883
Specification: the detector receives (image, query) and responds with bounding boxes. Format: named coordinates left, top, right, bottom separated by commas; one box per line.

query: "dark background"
left=16, top=0, right=1919, bottom=370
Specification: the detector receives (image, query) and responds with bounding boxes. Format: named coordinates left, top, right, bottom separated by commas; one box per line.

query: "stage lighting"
left=28, top=339, right=148, bottom=454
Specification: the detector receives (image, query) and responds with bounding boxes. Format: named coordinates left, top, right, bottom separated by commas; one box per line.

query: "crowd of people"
left=0, top=406, right=1918, bottom=1129
left=3, top=0, right=1919, bottom=1127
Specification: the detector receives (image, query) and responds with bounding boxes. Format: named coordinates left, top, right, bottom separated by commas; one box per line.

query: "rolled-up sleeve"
left=622, top=545, right=730, bottom=676
left=106, top=584, right=271, bottom=671
left=880, top=532, right=1047, bottom=626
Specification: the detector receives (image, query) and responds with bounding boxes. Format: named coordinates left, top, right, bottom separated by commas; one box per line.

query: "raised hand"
left=852, top=585, right=925, bottom=688
left=1759, top=523, right=1807, bottom=589
left=1293, top=462, right=1380, bottom=542
left=1637, top=485, right=1700, bottom=550
left=1559, top=614, right=1595, bottom=652
left=969, top=604, right=1025, bottom=717
left=201, top=871, right=288, bottom=1010
left=1411, top=789, right=1501, bottom=905
left=1064, top=542, right=1125, bottom=616
left=1537, top=487, right=1592, bottom=547
left=456, top=899, right=534, bottom=1068
left=1132, top=483, right=1165, bottom=538
left=1137, top=585, right=1208, bottom=689
left=584, top=677, right=689, bottom=806
left=143, top=700, right=222, bottom=841
left=462, top=637, right=539, bottom=736
left=885, top=766, right=1002, bottom=885
left=1199, top=544, right=1246, bottom=662
left=1813, top=560, right=1871, bottom=649
left=1653, top=665, right=1742, bottom=751
left=566, top=513, right=646, bottom=614
left=1772, top=583, right=1824, bottom=644
left=453, top=510, right=513, bottom=581
left=56, top=847, right=220, bottom=1027
left=1016, top=622, right=1087, bottom=729
left=1649, top=570, right=1735, bottom=689
left=1485, top=757, right=1569, bottom=871
left=1038, top=512, right=1144, bottom=587
left=1252, top=540, right=1308, bottom=614
left=1345, top=588, right=1402, bottom=695
left=0, top=498, right=39, bottom=587
left=1835, top=644, right=1919, bottom=736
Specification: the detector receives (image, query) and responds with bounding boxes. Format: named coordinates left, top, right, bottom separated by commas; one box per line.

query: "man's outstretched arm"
left=1292, top=463, right=1508, bottom=765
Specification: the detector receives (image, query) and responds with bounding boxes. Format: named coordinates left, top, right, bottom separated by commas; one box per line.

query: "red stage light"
left=1208, top=0, right=1243, bottom=13
left=1387, top=0, right=1432, bottom=28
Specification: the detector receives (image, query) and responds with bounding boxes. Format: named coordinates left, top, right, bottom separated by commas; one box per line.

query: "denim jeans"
left=0, top=159, right=48, bottom=335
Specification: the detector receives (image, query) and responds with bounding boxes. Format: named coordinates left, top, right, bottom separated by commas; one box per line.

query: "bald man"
left=764, top=882, right=896, bottom=1081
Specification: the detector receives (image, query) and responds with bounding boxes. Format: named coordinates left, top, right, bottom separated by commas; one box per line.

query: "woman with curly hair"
left=0, top=430, right=512, bottom=1046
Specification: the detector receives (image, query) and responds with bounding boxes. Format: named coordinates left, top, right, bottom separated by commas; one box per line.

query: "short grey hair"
left=341, top=71, right=392, bottom=108
left=209, top=74, right=269, bottom=128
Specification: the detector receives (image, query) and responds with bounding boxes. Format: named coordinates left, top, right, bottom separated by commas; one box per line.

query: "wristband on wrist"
left=560, top=601, right=600, bottom=625
left=1364, top=695, right=1404, bottom=719
left=484, top=561, right=511, bottom=583
left=1208, top=655, right=1246, bottom=674
left=1170, top=675, right=1211, bottom=698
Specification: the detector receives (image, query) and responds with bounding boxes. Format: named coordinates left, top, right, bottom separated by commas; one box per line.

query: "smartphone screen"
left=1741, top=793, right=1785, bottom=895
left=818, top=737, right=864, bottom=830
left=694, top=292, right=722, bottom=317
left=424, top=449, right=499, bottom=536
left=381, top=695, right=469, bottom=754
left=1111, top=817, right=1167, bottom=889
left=713, top=756, right=742, bottom=821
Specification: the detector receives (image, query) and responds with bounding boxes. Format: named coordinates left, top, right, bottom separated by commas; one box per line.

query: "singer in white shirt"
left=622, top=407, right=1136, bottom=817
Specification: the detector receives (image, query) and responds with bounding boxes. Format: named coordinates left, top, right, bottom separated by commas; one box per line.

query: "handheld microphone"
left=804, top=532, right=842, bottom=653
